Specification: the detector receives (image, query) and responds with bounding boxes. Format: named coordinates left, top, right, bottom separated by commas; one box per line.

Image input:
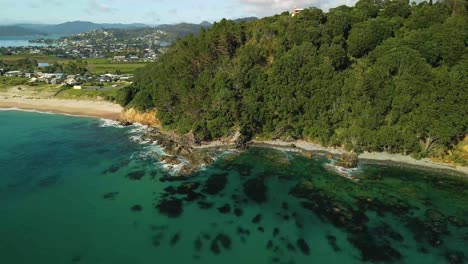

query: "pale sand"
left=254, top=140, right=468, bottom=175
left=0, top=97, right=122, bottom=120
left=359, top=152, right=468, bottom=175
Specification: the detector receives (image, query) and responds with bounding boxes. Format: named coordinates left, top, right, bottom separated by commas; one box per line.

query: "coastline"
left=0, top=98, right=465, bottom=176
left=0, top=97, right=123, bottom=120
left=196, top=139, right=468, bottom=176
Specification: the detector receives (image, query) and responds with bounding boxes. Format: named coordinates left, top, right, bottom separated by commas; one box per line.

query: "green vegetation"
left=57, top=88, right=120, bottom=101
left=0, top=76, right=28, bottom=89
left=119, top=0, right=468, bottom=159
left=85, top=59, right=147, bottom=74
left=0, top=56, right=148, bottom=74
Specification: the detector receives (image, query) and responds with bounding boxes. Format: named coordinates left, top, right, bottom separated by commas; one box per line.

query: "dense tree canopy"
left=118, top=0, right=468, bottom=158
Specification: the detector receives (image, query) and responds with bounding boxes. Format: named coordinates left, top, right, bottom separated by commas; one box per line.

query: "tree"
left=348, top=18, right=393, bottom=58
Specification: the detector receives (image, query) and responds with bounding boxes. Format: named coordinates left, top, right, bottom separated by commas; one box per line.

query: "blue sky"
left=0, top=0, right=358, bottom=25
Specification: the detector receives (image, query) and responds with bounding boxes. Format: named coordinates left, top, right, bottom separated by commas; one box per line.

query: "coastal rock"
left=160, top=156, right=181, bottom=166
left=119, top=121, right=132, bottom=127
left=120, top=108, right=160, bottom=127
left=176, top=165, right=197, bottom=177
left=336, top=153, right=359, bottom=168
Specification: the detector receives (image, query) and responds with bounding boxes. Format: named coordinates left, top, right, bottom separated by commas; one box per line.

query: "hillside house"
left=292, top=8, right=304, bottom=17
left=5, top=71, right=22, bottom=77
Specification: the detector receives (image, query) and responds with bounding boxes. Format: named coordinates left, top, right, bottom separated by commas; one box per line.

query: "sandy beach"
left=0, top=97, right=123, bottom=120
left=255, top=140, right=468, bottom=175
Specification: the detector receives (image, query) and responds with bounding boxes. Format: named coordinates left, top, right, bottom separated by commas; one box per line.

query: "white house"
left=292, top=8, right=304, bottom=17
left=5, top=71, right=22, bottom=77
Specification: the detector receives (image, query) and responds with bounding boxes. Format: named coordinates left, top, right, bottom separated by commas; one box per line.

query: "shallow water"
left=0, top=110, right=466, bottom=264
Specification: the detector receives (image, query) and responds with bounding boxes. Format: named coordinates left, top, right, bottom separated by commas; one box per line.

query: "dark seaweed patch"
left=102, top=164, right=120, bottom=174
left=210, top=234, right=232, bottom=255
left=102, top=192, right=119, bottom=200
left=273, top=228, right=279, bottom=237
left=127, top=170, right=145, bottom=180
left=170, top=232, right=181, bottom=246
left=198, top=201, right=213, bottom=209
left=131, top=205, right=143, bottom=212
left=286, top=242, right=296, bottom=252
left=266, top=240, right=274, bottom=250
left=194, top=237, right=203, bottom=252
left=326, top=235, right=341, bottom=251
left=445, top=251, right=466, bottom=264
left=243, top=177, right=267, bottom=203
left=202, top=173, right=228, bottom=195
left=152, top=232, right=164, bottom=248
left=252, top=214, right=262, bottom=224
left=234, top=208, right=243, bottom=217
left=217, top=204, right=231, bottom=214
left=296, top=239, right=310, bottom=255
left=37, top=174, right=61, bottom=188
left=156, top=199, right=183, bottom=218
left=348, top=233, right=402, bottom=263
left=372, top=223, right=404, bottom=242
left=237, top=226, right=250, bottom=236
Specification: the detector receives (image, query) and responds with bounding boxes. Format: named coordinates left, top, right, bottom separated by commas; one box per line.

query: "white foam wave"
left=99, top=119, right=125, bottom=128
left=324, top=160, right=361, bottom=181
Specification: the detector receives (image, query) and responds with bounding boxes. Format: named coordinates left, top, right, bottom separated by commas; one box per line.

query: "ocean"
left=0, top=110, right=466, bottom=264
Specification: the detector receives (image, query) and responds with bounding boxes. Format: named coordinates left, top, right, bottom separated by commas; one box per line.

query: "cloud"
left=146, top=10, right=161, bottom=23
left=85, top=0, right=116, bottom=14
left=168, top=8, right=178, bottom=16
left=29, top=0, right=63, bottom=8
left=235, top=0, right=357, bottom=16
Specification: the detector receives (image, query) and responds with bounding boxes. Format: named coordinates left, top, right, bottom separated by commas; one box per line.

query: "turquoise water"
left=0, top=110, right=466, bottom=264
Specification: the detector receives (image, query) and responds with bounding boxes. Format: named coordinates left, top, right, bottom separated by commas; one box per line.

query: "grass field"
left=0, top=55, right=149, bottom=74
left=57, top=88, right=120, bottom=101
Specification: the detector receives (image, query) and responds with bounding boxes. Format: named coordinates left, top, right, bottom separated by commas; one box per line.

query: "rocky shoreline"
left=121, top=121, right=362, bottom=178
left=134, top=127, right=220, bottom=177
left=129, top=124, right=467, bottom=178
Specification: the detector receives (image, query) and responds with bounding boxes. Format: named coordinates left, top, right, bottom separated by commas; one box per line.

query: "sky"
left=0, top=0, right=359, bottom=25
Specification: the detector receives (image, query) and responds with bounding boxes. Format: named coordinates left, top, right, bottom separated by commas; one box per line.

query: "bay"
left=0, top=110, right=466, bottom=264
left=0, top=35, right=61, bottom=47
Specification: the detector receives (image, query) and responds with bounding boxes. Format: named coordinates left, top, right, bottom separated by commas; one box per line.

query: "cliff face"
left=120, top=108, right=161, bottom=127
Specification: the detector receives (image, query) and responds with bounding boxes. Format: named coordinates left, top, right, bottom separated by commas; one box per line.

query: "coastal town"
left=0, top=28, right=176, bottom=90
left=1, top=69, right=133, bottom=89
left=1, top=28, right=172, bottom=62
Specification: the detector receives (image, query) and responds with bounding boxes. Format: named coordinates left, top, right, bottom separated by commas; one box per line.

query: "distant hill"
left=0, top=25, right=46, bottom=36
left=6, top=18, right=257, bottom=37
left=17, top=21, right=148, bottom=35
left=232, top=17, right=258, bottom=23
left=155, top=22, right=211, bottom=37
left=153, top=19, right=257, bottom=38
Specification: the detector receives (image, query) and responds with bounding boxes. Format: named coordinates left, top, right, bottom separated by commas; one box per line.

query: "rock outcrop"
left=336, top=153, right=359, bottom=168
left=120, top=108, right=161, bottom=127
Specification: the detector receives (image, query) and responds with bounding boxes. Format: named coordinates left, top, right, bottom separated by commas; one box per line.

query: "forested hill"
left=118, top=0, right=468, bottom=159
left=0, top=26, right=46, bottom=36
